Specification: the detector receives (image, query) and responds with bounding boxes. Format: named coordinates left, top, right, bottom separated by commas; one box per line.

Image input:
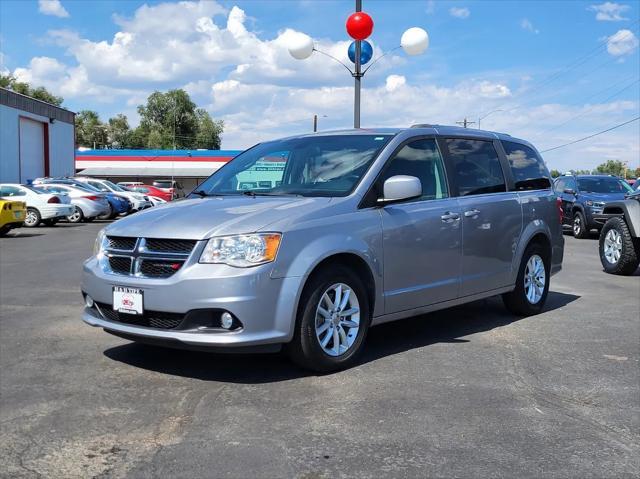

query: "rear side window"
left=445, top=139, right=506, bottom=196
left=503, top=141, right=551, bottom=190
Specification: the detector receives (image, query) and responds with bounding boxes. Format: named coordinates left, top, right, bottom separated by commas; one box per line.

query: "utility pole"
left=353, top=0, right=363, bottom=129
left=313, top=114, right=318, bottom=132
left=456, top=117, right=475, bottom=128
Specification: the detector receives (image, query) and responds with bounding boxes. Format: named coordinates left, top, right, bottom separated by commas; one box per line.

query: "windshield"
left=577, top=177, right=633, bottom=194
left=190, top=135, right=392, bottom=198
left=25, top=186, right=47, bottom=194
left=102, top=180, right=127, bottom=192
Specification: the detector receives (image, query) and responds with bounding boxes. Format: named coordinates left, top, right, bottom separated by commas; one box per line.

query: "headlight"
left=93, top=228, right=106, bottom=257
left=585, top=200, right=594, bottom=207
left=199, top=233, right=282, bottom=267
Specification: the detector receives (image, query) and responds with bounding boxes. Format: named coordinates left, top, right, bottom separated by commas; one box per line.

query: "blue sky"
left=1, top=0, right=639, bottom=171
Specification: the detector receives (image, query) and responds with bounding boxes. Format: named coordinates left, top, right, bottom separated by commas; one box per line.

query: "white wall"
left=0, top=104, right=74, bottom=183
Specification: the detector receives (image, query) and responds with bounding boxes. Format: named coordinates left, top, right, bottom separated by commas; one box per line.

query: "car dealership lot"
left=1, top=224, right=638, bottom=478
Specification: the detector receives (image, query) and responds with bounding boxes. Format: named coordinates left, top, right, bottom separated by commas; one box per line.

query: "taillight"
left=47, top=196, right=60, bottom=204
left=83, top=195, right=100, bottom=201
left=556, top=197, right=563, bottom=224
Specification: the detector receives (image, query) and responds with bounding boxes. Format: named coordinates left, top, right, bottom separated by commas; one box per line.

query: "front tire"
left=24, top=208, right=41, bottom=227
left=599, top=217, right=639, bottom=275
left=287, top=265, right=371, bottom=373
left=67, top=206, right=84, bottom=223
left=503, top=243, right=550, bottom=316
left=572, top=211, right=589, bottom=239
left=98, top=204, right=113, bottom=220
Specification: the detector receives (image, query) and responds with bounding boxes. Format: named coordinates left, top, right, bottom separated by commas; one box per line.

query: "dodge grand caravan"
left=82, top=125, right=564, bottom=372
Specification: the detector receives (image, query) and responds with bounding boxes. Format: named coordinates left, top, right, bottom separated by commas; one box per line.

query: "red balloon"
left=346, top=12, right=374, bottom=40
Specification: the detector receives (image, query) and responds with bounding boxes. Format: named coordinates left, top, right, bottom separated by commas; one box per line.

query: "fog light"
left=221, top=312, right=234, bottom=329
left=85, top=295, right=94, bottom=308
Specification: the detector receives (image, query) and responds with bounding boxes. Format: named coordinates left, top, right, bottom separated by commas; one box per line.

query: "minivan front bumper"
left=81, top=256, right=302, bottom=349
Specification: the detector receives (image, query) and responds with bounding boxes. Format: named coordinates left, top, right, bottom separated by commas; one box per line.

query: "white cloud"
left=606, top=29, right=639, bottom=56
left=449, top=7, right=470, bottom=19
left=588, top=2, right=630, bottom=21
left=385, top=75, right=406, bottom=92
left=520, top=19, right=539, bottom=34
left=38, top=0, right=69, bottom=18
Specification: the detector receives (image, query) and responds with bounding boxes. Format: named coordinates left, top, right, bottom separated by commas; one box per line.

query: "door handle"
left=441, top=212, right=460, bottom=222
left=464, top=208, right=481, bottom=218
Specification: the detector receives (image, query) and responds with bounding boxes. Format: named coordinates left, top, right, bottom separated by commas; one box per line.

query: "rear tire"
left=599, top=217, right=639, bottom=275
left=67, top=206, right=84, bottom=223
left=503, top=242, right=550, bottom=316
left=24, top=208, right=41, bottom=227
left=572, top=211, right=589, bottom=239
left=98, top=205, right=113, bottom=220
left=287, top=265, right=371, bottom=373
left=0, top=225, right=10, bottom=236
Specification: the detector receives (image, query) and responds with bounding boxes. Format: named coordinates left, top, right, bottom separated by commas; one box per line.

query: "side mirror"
left=563, top=188, right=576, bottom=195
left=378, top=175, right=422, bottom=205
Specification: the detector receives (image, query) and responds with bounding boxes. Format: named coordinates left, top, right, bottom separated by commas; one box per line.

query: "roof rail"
left=410, top=123, right=436, bottom=128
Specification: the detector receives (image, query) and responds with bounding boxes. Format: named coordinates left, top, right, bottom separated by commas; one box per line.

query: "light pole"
left=478, top=109, right=504, bottom=129
left=313, top=114, right=328, bottom=132
left=288, top=1, right=429, bottom=129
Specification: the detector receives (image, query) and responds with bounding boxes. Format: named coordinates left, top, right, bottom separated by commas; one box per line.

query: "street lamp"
left=287, top=0, right=428, bottom=129
left=478, top=109, right=504, bottom=129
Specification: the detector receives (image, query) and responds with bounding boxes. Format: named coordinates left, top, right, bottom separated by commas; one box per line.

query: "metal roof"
left=77, top=167, right=220, bottom=178
left=0, top=87, right=75, bottom=124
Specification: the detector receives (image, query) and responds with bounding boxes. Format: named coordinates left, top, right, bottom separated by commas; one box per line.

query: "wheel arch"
left=511, top=223, right=554, bottom=284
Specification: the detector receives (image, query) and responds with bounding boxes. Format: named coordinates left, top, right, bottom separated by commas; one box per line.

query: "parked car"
left=81, top=126, right=564, bottom=372
left=117, top=182, right=145, bottom=188
left=37, top=184, right=111, bottom=223
left=152, top=179, right=184, bottom=199
left=35, top=178, right=130, bottom=220
left=0, top=199, right=26, bottom=236
left=74, top=178, right=153, bottom=212
left=148, top=196, right=167, bottom=207
left=123, top=184, right=173, bottom=202
left=0, top=184, right=74, bottom=227
left=596, top=189, right=640, bottom=275
left=554, top=174, right=634, bottom=238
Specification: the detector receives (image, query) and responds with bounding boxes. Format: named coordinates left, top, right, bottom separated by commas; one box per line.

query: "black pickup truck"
left=595, top=190, right=640, bottom=275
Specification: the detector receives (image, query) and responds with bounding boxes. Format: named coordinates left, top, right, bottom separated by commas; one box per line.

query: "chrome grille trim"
left=101, top=237, right=197, bottom=278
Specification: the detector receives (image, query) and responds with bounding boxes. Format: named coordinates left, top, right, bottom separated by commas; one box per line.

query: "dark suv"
left=554, top=174, right=634, bottom=238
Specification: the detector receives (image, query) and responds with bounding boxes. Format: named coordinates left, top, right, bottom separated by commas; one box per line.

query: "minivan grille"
left=95, top=302, right=184, bottom=329
left=103, top=236, right=197, bottom=278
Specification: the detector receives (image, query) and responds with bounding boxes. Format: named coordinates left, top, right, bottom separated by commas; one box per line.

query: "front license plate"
left=113, top=286, right=144, bottom=315
left=14, top=211, right=22, bottom=219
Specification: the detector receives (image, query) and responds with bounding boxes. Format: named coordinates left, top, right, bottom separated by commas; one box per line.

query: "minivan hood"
left=105, top=196, right=331, bottom=239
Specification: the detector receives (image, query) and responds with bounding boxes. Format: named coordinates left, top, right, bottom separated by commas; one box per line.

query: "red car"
left=125, top=185, right=173, bottom=202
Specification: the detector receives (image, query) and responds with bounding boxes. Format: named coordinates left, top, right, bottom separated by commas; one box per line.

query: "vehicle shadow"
left=0, top=232, right=45, bottom=238
left=104, top=291, right=580, bottom=384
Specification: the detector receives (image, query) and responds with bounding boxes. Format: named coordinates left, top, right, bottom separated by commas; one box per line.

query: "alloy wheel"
left=524, top=254, right=546, bottom=304
left=603, top=229, right=622, bottom=264
left=314, top=283, right=360, bottom=357
left=573, top=216, right=582, bottom=236
left=68, top=208, right=81, bottom=222
left=25, top=210, right=38, bottom=227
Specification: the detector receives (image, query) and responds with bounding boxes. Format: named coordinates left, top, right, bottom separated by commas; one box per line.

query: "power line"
left=540, top=116, right=640, bottom=153
left=534, top=78, right=640, bottom=136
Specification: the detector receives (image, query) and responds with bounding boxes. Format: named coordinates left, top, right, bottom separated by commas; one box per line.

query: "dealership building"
left=75, top=149, right=242, bottom=191
left=0, top=87, right=76, bottom=183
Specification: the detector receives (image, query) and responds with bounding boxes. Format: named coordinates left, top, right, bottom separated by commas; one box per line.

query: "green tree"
left=550, top=169, right=561, bottom=178
left=0, top=74, right=63, bottom=106
left=146, top=129, right=164, bottom=149
left=594, top=160, right=625, bottom=177
left=107, top=114, right=130, bottom=148
left=194, top=108, right=224, bottom=149
left=75, top=110, right=107, bottom=148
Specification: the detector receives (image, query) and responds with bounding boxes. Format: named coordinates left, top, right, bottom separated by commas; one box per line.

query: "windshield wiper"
left=192, top=190, right=227, bottom=198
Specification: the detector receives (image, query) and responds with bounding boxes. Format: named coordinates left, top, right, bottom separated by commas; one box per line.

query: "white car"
left=148, top=196, right=167, bottom=207
left=75, top=178, right=152, bottom=212
left=37, top=184, right=111, bottom=223
left=0, top=184, right=74, bottom=227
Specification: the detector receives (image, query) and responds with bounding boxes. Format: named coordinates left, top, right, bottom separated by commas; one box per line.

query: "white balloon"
left=401, top=27, right=429, bottom=56
left=288, top=32, right=314, bottom=60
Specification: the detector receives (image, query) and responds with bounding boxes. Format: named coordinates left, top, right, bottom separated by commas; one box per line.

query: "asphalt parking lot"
left=1, top=222, right=639, bottom=478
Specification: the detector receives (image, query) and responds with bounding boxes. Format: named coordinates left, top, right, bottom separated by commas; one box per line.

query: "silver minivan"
left=82, top=125, right=564, bottom=372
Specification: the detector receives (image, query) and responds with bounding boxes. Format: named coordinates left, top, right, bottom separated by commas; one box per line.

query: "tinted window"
left=577, top=177, right=632, bottom=193
left=445, top=139, right=506, bottom=196
left=0, top=186, right=26, bottom=196
left=381, top=139, right=448, bottom=200
left=503, top=141, right=551, bottom=190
